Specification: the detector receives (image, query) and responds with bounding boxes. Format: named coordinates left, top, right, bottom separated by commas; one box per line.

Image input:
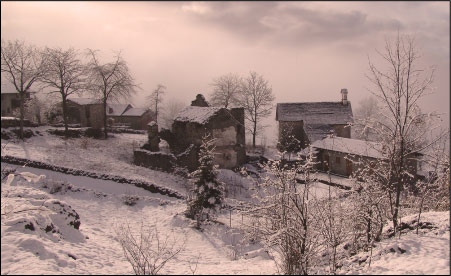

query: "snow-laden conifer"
left=186, top=134, right=224, bottom=227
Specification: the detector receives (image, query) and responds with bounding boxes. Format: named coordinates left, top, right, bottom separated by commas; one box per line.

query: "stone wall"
left=134, top=149, right=176, bottom=172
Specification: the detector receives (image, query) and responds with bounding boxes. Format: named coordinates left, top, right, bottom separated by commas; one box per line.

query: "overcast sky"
left=1, top=1, right=449, bottom=143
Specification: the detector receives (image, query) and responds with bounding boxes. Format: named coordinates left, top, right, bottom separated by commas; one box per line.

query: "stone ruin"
left=134, top=94, right=246, bottom=172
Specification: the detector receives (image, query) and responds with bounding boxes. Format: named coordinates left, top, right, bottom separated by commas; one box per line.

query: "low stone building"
left=1, top=90, right=32, bottom=117
left=61, top=98, right=154, bottom=130
left=65, top=98, right=104, bottom=129
left=276, top=89, right=353, bottom=151
left=135, top=94, right=246, bottom=171
left=311, top=136, right=421, bottom=183
left=114, top=107, right=154, bottom=130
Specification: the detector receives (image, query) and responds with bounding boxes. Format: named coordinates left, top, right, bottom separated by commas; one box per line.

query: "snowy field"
left=1, top=127, right=449, bottom=275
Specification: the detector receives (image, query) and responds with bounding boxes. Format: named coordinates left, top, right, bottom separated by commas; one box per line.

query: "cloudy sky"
left=1, top=1, right=449, bottom=143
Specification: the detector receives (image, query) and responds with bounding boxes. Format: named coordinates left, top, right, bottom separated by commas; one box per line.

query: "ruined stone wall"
left=169, top=107, right=246, bottom=170
left=134, top=149, right=176, bottom=172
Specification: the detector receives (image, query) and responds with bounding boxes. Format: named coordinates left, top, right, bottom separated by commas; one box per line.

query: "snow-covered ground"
left=2, top=126, right=187, bottom=195
left=1, top=164, right=276, bottom=275
left=1, top=127, right=449, bottom=275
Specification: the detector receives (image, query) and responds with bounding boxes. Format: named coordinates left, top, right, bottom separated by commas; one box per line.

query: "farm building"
left=59, top=98, right=154, bottom=130
left=1, top=90, right=33, bottom=117
left=135, top=94, right=246, bottom=171
left=276, top=89, right=353, bottom=151
left=311, top=136, right=421, bottom=183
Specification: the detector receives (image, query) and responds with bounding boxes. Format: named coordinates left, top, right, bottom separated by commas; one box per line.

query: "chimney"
left=341, top=88, right=348, bottom=105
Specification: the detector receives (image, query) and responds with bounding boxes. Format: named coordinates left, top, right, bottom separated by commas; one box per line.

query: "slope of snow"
left=2, top=128, right=449, bottom=275
left=1, top=165, right=276, bottom=275
left=1, top=126, right=188, bottom=195
left=340, top=212, right=450, bottom=275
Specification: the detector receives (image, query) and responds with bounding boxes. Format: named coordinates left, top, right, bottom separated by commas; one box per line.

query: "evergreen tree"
left=186, top=134, right=224, bottom=226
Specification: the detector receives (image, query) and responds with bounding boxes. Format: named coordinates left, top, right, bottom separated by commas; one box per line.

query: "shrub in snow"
left=116, top=221, right=185, bottom=275
left=84, top=127, right=103, bottom=139
left=185, top=134, right=224, bottom=227
left=122, top=194, right=140, bottom=206
left=245, top=147, right=320, bottom=275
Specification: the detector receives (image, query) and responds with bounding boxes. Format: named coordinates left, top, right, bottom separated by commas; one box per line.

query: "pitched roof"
left=174, top=106, right=221, bottom=124
left=276, top=101, right=353, bottom=125
left=311, top=136, right=384, bottom=159
left=67, top=98, right=101, bottom=105
left=121, top=107, right=148, bottom=117
left=107, top=104, right=131, bottom=116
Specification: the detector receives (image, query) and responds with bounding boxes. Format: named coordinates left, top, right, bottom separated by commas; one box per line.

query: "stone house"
left=1, top=90, right=32, bottom=116
left=61, top=98, right=154, bottom=130
left=64, top=98, right=105, bottom=128
left=106, top=103, right=154, bottom=130
left=114, top=107, right=154, bottom=130
left=311, top=136, right=421, bottom=182
left=135, top=94, right=246, bottom=171
left=276, top=89, right=353, bottom=151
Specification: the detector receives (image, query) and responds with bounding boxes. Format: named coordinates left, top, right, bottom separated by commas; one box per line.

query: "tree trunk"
left=252, top=120, right=257, bottom=148
left=19, top=92, right=25, bottom=140
left=62, top=96, right=69, bottom=138
left=103, top=99, right=108, bottom=139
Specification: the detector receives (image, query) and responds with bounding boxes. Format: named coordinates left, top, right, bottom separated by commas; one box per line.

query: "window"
left=336, top=156, right=341, bottom=164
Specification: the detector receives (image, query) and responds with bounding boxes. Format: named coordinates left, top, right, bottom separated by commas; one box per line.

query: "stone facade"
left=316, top=149, right=376, bottom=177
left=276, top=89, right=354, bottom=151
left=134, top=94, right=246, bottom=172
left=170, top=106, right=246, bottom=171
left=1, top=91, right=31, bottom=117
left=112, top=110, right=154, bottom=130
left=62, top=99, right=154, bottom=130
left=65, top=100, right=104, bottom=129
left=312, top=136, right=420, bottom=184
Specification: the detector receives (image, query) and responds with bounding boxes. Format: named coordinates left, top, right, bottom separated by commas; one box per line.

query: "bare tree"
left=1, top=40, right=45, bottom=139
left=239, top=71, right=275, bottom=148
left=86, top=49, right=137, bottom=138
left=208, top=73, right=241, bottom=108
left=409, top=132, right=450, bottom=234
left=314, top=187, right=349, bottom=275
left=147, top=84, right=166, bottom=124
left=353, top=96, right=380, bottom=141
left=41, top=47, right=87, bottom=138
left=160, top=98, right=186, bottom=130
left=245, top=148, right=320, bottom=274
left=366, top=33, right=442, bottom=234
left=116, top=221, right=185, bottom=275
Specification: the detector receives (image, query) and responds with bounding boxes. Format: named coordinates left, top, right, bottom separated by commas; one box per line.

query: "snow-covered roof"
left=276, top=101, right=353, bottom=125
left=67, top=98, right=102, bottom=105
left=121, top=108, right=148, bottom=117
left=311, top=136, right=384, bottom=159
left=1, top=116, right=20, bottom=120
left=1, top=90, right=19, bottom=94
left=174, top=106, right=221, bottom=124
left=107, top=104, right=131, bottom=116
